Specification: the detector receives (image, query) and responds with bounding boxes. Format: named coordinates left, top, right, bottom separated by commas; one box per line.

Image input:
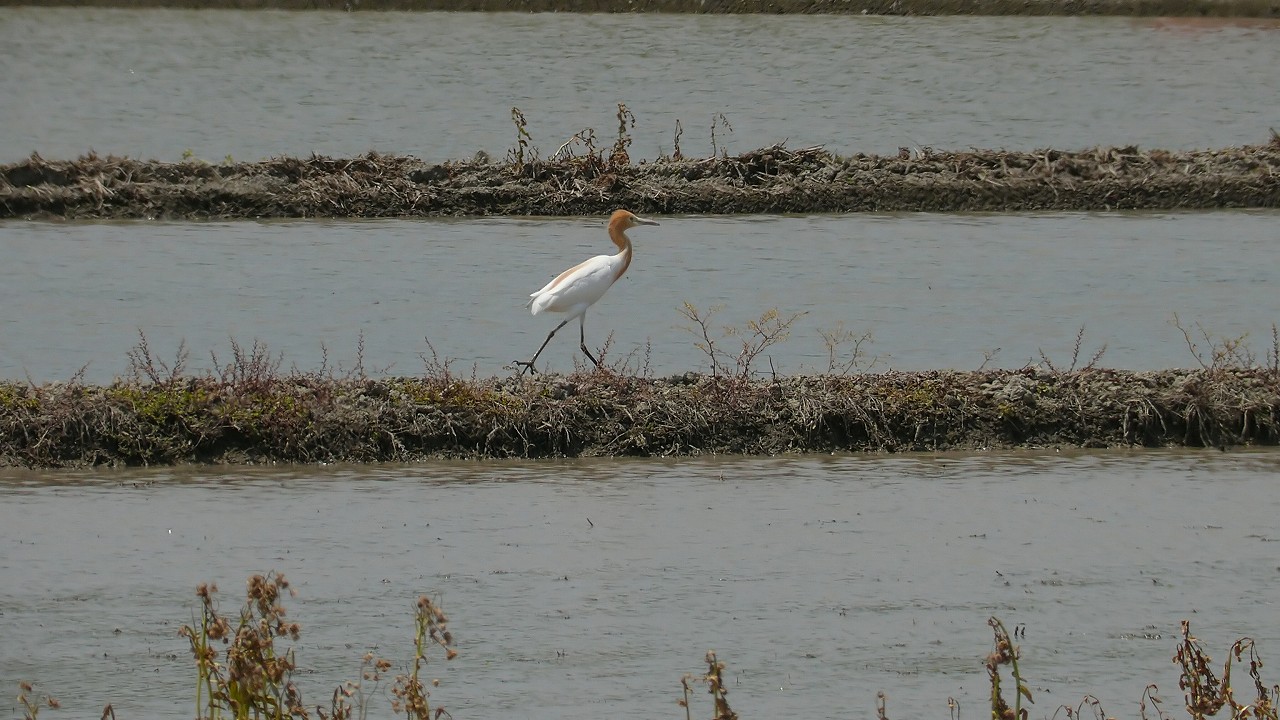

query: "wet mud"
left=4, top=0, right=1279, bottom=15
left=0, top=367, right=1276, bottom=467
left=3, top=139, right=1278, bottom=220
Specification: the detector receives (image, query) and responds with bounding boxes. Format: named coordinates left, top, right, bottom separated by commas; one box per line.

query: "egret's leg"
left=578, top=314, right=600, bottom=367
left=515, top=318, right=570, bottom=375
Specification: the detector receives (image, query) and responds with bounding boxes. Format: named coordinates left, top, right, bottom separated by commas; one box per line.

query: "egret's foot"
left=514, top=360, right=538, bottom=376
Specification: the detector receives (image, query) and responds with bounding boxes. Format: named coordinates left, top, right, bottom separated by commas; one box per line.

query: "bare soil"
left=3, top=139, right=1279, bottom=220
left=1, top=367, right=1277, bottom=467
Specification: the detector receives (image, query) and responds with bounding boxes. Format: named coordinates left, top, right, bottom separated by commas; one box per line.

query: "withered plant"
left=678, top=302, right=805, bottom=379
left=609, top=103, right=636, bottom=169
left=549, top=103, right=637, bottom=178
left=178, top=572, right=306, bottom=720
left=210, top=338, right=284, bottom=394
left=1173, top=315, right=1280, bottom=377
left=710, top=113, right=734, bottom=157
left=1141, top=683, right=1173, bottom=720
left=986, top=617, right=1034, bottom=720
left=16, top=681, right=60, bottom=720
left=505, top=107, right=536, bottom=174
left=1039, top=325, right=1108, bottom=373
left=817, top=321, right=877, bottom=374
left=1174, top=620, right=1278, bottom=720
left=680, top=651, right=738, bottom=720
left=178, top=575, right=457, bottom=720
left=315, top=651, right=393, bottom=720
left=1048, top=694, right=1111, bottom=720
left=389, top=595, right=458, bottom=719
left=125, top=328, right=190, bottom=386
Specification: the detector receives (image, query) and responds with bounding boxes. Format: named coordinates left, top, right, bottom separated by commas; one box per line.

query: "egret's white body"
left=515, top=209, right=660, bottom=374
left=528, top=250, right=625, bottom=317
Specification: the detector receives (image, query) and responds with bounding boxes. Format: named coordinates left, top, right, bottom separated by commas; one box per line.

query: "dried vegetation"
left=0, top=320, right=1277, bottom=467
left=2, top=109, right=1277, bottom=219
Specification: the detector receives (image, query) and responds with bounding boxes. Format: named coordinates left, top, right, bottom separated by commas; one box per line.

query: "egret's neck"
left=608, top=224, right=633, bottom=280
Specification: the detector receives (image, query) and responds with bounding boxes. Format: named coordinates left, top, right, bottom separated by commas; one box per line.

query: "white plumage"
left=528, top=253, right=622, bottom=316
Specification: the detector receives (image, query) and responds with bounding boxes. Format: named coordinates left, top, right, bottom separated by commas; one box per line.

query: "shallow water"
left=0, top=211, right=1277, bottom=383
left=2, top=450, right=1279, bottom=718
left=1, top=10, right=1278, bottom=164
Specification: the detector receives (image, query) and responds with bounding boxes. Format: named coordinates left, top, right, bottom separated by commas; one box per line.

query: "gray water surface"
left=0, top=212, right=1276, bottom=382
left=2, top=450, right=1279, bottom=719
left=2, top=10, right=1278, bottom=163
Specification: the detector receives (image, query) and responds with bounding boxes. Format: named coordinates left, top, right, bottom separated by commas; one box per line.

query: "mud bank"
left=4, top=0, right=1279, bottom=15
left=1, top=367, right=1276, bottom=468
left=3, top=140, right=1278, bottom=220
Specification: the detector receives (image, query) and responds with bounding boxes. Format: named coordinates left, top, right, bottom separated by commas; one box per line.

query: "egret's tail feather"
left=528, top=291, right=549, bottom=315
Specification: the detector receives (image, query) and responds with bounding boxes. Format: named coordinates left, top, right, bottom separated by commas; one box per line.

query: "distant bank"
left=3, top=141, right=1278, bottom=220
left=2, top=0, right=1278, bottom=16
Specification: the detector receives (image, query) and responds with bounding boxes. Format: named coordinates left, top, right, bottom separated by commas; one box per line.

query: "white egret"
left=515, top=209, right=660, bottom=375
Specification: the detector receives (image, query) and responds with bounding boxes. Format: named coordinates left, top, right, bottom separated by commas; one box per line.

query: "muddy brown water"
left=3, top=450, right=1280, bottom=718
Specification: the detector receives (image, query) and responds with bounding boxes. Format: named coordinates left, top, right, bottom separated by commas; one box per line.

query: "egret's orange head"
left=609, top=209, right=660, bottom=228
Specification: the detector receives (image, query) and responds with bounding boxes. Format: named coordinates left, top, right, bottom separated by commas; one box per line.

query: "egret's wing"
left=528, top=254, right=616, bottom=314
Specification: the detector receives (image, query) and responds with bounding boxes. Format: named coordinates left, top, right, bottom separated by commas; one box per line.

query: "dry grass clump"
left=3, top=115, right=1277, bottom=219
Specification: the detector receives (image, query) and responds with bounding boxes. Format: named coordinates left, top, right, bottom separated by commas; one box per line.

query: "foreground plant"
left=179, top=572, right=305, bottom=720
left=978, top=617, right=1280, bottom=720
left=986, top=617, right=1034, bottom=720
left=680, top=651, right=738, bottom=720
left=1174, top=619, right=1278, bottom=720
left=178, top=573, right=456, bottom=720
left=16, top=606, right=1280, bottom=720
left=389, top=595, right=457, bottom=719
left=16, top=681, right=60, bottom=719
left=315, top=651, right=392, bottom=720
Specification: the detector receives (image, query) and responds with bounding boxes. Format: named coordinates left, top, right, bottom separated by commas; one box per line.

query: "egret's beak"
left=633, top=215, right=660, bottom=226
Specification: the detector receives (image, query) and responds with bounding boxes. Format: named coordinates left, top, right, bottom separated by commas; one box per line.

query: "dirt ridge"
left=1, top=367, right=1277, bottom=467
left=3, top=140, right=1279, bottom=219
